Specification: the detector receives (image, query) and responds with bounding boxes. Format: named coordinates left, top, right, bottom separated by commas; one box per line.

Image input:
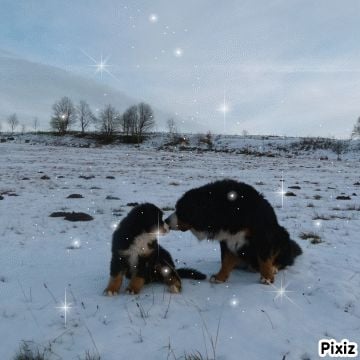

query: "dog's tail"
left=290, top=239, right=302, bottom=258
left=176, top=268, right=207, bottom=280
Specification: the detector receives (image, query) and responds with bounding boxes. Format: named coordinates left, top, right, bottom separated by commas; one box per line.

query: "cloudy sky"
left=1, top=0, right=360, bottom=137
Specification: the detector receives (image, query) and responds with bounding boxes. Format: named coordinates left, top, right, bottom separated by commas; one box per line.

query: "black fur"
left=107, top=203, right=205, bottom=294
left=167, top=179, right=302, bottom=279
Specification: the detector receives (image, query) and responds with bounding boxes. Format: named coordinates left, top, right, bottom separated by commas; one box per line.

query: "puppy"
left=166, top=179, right=302, bottom=284
left=104, top=203, right=206, bottom=295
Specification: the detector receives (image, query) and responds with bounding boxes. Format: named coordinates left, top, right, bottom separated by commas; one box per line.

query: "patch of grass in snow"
left=299, top=232, right=323, bottom=244
left=13, top=341, right=51, bottom=360
left=82, top=350, right=101, bottom=360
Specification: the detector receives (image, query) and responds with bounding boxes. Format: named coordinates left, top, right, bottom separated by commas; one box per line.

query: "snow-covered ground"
left=0, top=137, right=359, bottom=360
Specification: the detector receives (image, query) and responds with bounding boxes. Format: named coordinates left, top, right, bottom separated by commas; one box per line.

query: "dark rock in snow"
left=67, top=194, right=84, bottom=199
left=336, top=195, right=351, bottom=200
left=106, top=195, right=120, bottom=200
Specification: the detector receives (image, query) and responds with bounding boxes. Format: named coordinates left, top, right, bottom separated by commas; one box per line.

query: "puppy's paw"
left=260, top=276, right=274, bottom=285
left=104, top=289, right=119, bottom=296
left=169, top=284, right=181, bottom=294
left=126, top=287, right=139, bottom=295
left=210, top=275, right=226, bottom=284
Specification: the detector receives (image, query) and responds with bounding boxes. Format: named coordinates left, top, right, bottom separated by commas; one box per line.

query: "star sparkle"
left=276, top=172, right=286, bottom=208
left=174, top=48, right=183, bottom=57
left=267, top=276, right=297, bottom=306
left=56, top=288, right=72, bottom=327
left=217, top=89, right=230, bottom=133
left=227, top=191, right=238, bottom=201
left=149, top=14, right=158, bottom=23
left=81, top=50, right=117, bottom=80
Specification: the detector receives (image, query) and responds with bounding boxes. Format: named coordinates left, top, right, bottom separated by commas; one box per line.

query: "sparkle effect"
left=149, top=14, right=158, bottom=23
left=174, top=48, right=183, bottom=57
left=56, top=288, right=72, bottom=327
left=229, top=296, right=239, bottom=307
left=71, top=239, right=81, bottom=249
left=161, top=266, right=171, bottom=277
left=314, top=220, right=322, bottom=228
left=227, top=191, right=238, bottom=201
left=218, top=89, right=230, bottom=133
left=82, top=50, right=115, bottom=80
left=267, top=276, right=296, bottom=306
left=277, top=172, right=286, bottom=208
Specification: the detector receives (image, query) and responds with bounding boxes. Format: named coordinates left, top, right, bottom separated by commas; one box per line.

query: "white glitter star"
left=149, top=14, right=158, bottom=23
left=227, top=191, right=238, bottom=201
left=174, top=48, right=183, bottom=57
left=81, top=50, right=116, bottom=80
left=276, top=172, right=286, bottom=208
left=229, top=297, right=239, bottom=307
left=314, top=220, right=322, bottom=228
left=267, top=276, right=297, bottom=306
left=161, top=266, right=171, bottom=277
left=56, top=288, right=72, bottom=327
left=217, top=89, right=230, bottom=133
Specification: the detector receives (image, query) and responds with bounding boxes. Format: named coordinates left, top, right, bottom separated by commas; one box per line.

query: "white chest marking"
left=215, top=230, right=248, bottom=254
left=120, top=233, right=156, bottom=268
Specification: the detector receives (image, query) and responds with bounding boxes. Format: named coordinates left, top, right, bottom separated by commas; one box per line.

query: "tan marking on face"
left=104, top=274, right=123, bottom=296
left=211, top=248, right=240, bottom=283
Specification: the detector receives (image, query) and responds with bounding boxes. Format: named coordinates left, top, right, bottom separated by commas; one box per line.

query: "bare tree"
left=50, top=96, right=76, bottom=135
left=0, top=122, right=2, bottom=134
left=351, top=117, right=360, bottom=139
left=7, top=113, right=19, bottom=134
left=332, top=140, right=348, bottom=161
left=167, top=118, right=177, bottom=136
left=121, top=105, right=138, bottom=136
left=98, top=104, right=120, bottom=138
left=77, top=100, right=95, bottom=134
left=21, top=124, right=26, bottom=134
left=33, top=117, right=39, bottom=132
left=135, top=102, right=155, bottom=141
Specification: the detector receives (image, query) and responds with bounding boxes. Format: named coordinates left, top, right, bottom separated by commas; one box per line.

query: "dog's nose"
left=165, top=213, right=178, bottom=230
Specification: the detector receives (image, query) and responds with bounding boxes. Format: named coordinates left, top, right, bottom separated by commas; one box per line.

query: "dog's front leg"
left=210, top=246, right=240, bottom=283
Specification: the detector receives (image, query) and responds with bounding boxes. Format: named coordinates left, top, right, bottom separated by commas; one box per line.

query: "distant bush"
left=197, top=132, right=213, bottom=148
left=290, top=138, right=350, bottom=156
left=164, top=135, right=190, bottom=147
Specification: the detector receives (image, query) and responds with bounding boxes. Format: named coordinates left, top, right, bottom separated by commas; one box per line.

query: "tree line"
left=50, top=96, right=155, bottom=142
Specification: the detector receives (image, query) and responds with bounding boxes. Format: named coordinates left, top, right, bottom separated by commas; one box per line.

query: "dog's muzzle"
left=165, top=213, right=178, bottom=230
left=165, top=213, right=192, bottom=232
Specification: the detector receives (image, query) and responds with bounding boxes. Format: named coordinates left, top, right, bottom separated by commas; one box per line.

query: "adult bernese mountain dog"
left=104, top=203, right=206, bottom=295
left=165, top=179, right=302, bottom=284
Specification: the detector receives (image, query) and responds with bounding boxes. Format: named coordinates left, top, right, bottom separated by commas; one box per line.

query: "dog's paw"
left=260, top=276, right=274, bottom=285
left=126, top=287, right=139, bottom=295
left=104, top=289, right=119, bottom=296
left=210, top=275, right=226, bottom=284
left=169, top=284, right=181, bottom=294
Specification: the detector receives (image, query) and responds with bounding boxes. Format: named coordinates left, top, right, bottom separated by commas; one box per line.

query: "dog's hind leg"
left=258, top=255, right=278, bottom=284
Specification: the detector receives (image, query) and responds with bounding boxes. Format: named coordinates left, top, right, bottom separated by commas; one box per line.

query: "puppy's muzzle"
left=165, top=213, right=191, bottom=232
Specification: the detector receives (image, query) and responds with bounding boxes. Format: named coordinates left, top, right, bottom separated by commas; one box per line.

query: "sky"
left=1, top=0, right=360, bottom=137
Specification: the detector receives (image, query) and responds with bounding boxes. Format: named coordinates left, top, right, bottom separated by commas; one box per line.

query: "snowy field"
left=0, top=139, right=359, bottom=360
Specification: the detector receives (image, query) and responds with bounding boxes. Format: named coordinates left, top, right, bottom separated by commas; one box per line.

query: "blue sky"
left=1, top=0, right=360, bottom=136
